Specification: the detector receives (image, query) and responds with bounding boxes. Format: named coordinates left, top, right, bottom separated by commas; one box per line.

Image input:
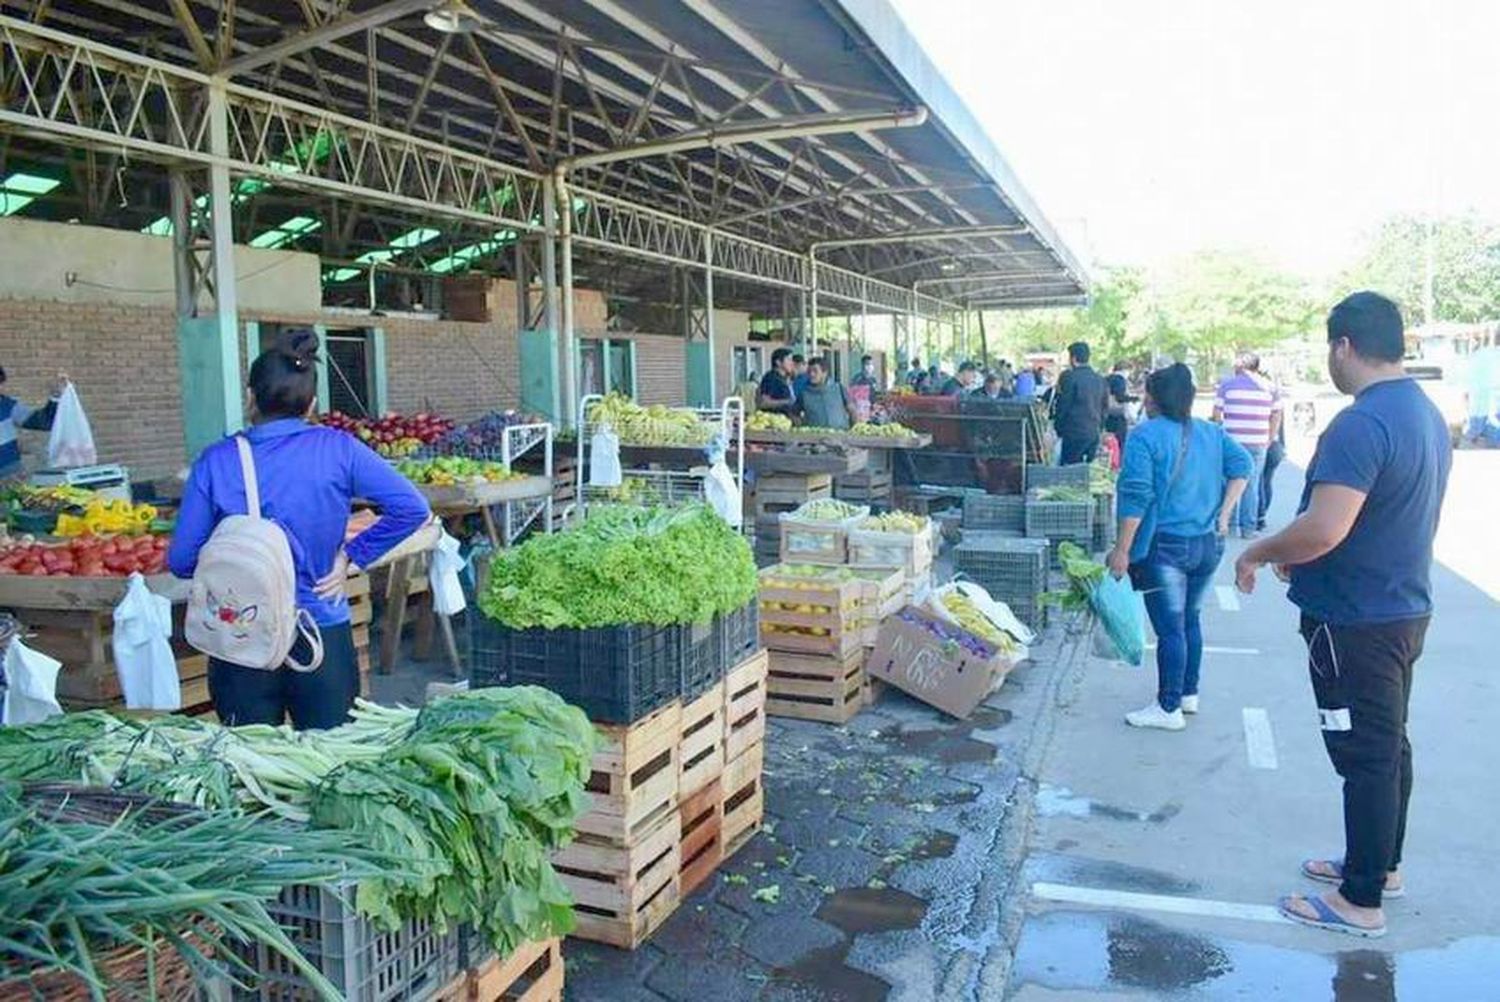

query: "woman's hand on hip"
left=315, top=549, right=352, bottom=599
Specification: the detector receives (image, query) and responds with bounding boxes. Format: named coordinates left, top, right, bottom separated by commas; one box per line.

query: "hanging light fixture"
left=424, top=0, right=484, bottom=34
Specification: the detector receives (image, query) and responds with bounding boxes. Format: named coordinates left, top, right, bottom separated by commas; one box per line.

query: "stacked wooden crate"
left=748, top=473, right=832, bottom=564
left=758, top=570, right=867, bottom=724
left=834, top=449, right=892, bottom=505
left=434, top=937, right=564, bottom=1002
left=549, top=647, right=768, bottom=949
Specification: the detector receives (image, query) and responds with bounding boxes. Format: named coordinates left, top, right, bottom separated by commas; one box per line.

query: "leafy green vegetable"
left=1043, top=541, right=1108, bottom=612
left=480, top=503, right=757, bottom=629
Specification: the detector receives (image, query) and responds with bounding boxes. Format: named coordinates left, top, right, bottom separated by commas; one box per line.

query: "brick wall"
left=381, top=315, right=520, bottom=420
left=0, top=298, right=187, bottom=478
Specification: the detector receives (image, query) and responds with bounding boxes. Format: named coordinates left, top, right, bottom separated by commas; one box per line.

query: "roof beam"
left=219, top=0, right=433, bottom=76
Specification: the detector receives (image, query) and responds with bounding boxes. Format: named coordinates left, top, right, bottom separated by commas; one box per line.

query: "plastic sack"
left=47, top=383, right=97, bottom=468
left=1091, top=572, right=1147, bottom=666
left=704, top=463, right=742, bottom=530
left=3, top=638, right=63, bottom=724
left=589, top=426, right=622, bottom=488
left=112, top=572, right=181, bottom=710
left=929, top=579, right=1036, bottom=650
left=428, top=530, right=467, bottom=616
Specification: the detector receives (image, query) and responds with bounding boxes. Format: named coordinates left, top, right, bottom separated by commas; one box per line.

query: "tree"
left=981, top=266, right=1150, bottom=366
left=1341, top=213, right=1500, bottom=324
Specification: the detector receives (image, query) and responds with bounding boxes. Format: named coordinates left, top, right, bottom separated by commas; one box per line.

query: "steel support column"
left=168, top=169, right=195, bottom=319
left=704, top=230, right=717, bottom=402
left=541, top=182, right=561, bottom=423
left=206, top=82, right=241, bottom=434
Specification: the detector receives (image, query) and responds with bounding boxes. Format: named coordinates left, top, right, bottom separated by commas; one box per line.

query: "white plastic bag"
left=3, top=638, right=63, bottom=724
left=589, top=426, right=622, bottom=488
left=112, top=573, right=181, bottom=710
left=703, top=436, right=742, bottom=529
left=429, top=530, right=468, bottom=616
left=47, top=383, right=97, bottom=468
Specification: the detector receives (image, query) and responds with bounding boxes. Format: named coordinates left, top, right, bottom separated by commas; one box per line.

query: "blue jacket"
left=168, top=419, right=431, bottom=626
left=1117, top=416, right=1253, bottom=561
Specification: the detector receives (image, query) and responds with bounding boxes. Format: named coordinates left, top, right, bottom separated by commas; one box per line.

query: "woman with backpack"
left=168, top=331, right=431, bottom=729
left=1106, top=363, right=1252, bottom=731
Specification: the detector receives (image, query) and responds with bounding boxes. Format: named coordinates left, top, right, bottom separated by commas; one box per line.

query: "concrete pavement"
left=1005, top=451, right=1500, bottom=1000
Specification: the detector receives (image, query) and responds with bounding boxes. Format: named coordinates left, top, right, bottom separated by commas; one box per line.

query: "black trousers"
left=1060, top=435, right=1100, bottom=465
left=208, top=622, right=359, bottom=731
left=1300, top=614, right=1428, bottom=908
left=1257, top=439, right=1285, bottom=527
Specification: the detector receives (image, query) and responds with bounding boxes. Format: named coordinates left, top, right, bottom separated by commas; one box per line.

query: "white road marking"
left=1145, top=644, right=1261, bottom=655
left=1215, top=585, right=1242, bottom=612
left=1031, top=881, right=1289, bottom=924
left=1242, top=707, right=1279, bottom=770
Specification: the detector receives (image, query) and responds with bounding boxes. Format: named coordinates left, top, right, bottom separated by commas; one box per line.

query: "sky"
left=888, top=0, right=1500, bottom=280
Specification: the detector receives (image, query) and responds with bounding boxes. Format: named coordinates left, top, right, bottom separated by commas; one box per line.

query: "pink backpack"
left=184, top=437, right=323, bottom=672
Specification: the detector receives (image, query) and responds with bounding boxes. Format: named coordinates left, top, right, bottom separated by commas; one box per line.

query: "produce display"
left=395, top=457, right=525, bottom=487
left=0, top=534, right=167, bottom=576
left=759, top=563, right=855, bottom=589
left=587, top=393, right=715, bottom=446
left=0, top=785, right=387, bottom=1001
left=746, top=411, right=792, bottom=431
left=938, top=590, right=1018, bottom=653
left=6, top=484, right=93, bottom=512
left=317, top=410, right=456, bottom=458
left=482, top=503, right=756, bottom=629
left=1090, top=462, right=1116, bottom=495
left=859, top=511, right=929, bottom=534
left=0, top=687, right=595, bottom=956
left=429, top=410, right=530, bottom=456
left=54, top=498, right=158, bottom=536
left=1032, top=485, right=1092, bottom=503
left=788, top=499, right=865, bottom=523
left=848, top=421, right=918, bottom=438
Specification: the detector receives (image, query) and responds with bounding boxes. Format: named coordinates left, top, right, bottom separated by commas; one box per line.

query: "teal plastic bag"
left=1090, top=573, right=1147, bottom=666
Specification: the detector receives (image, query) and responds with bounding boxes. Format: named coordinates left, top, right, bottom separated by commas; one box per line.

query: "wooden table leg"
left=438, top=613, right=463, bottom=679
left=480, top=504, right=503, bottom=549
left=379, top=556, right=412, bottom=675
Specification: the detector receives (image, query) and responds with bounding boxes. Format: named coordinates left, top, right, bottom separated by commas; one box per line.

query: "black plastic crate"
left=470, top=618, right=682, bottom=724
left=1091, top=493, right=1116, bottom=552
left=720, top=600, right=760, bottom=667
left=681, top=618, right=722, bottom=702
left=955, top=535, right=1049, bottom=600
left=1024, top=463, right=1092, bottom=493
left=962, top=493, right=1025, bottom=533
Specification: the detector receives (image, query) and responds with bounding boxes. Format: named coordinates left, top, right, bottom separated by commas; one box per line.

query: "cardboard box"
left=866, top=607, right=1012, bottom=719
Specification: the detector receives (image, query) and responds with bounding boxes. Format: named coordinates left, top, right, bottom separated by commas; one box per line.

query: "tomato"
left=15, top=561, right=39, bottom=575
left=79, top=561, right=106, bottom=577
left=24, top=565, right=48, bottom=576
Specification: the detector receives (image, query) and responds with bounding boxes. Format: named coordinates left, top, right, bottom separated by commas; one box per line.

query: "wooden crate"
left=758, top=574, right=864, bottom=659
left=552, top=806, right=680, bottom=950
left=679, top=683, right=725, bottom=799
left=434, top=938, right=563, bottom=1002
left=765, top=649, right=867, bottom=724
left=678, top=777, right=724, bottom=898
left=847, top=566, right=908, bottom=648
left=848, top=526, right=935, bottom=584
left=575, top=702, right=682, bottom=845
left=722, top=741, right=765, bottom=860
left=778, top=518, right=849, bottom=564
left=723, top=650, right=768, bottom=762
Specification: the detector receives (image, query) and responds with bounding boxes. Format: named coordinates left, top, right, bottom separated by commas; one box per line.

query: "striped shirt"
left=1215, top=372, right=1280, bottom=447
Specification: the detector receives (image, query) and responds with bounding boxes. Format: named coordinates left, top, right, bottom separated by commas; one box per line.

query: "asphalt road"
left=1004, top=448, right=1500, bottom=1000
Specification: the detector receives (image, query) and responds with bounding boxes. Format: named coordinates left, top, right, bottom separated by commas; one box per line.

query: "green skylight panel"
left=0, top=173, right=60, bottom=216
left=248, top=215, right=321, bottom=249
left=390, top=227, right=440, bottom=249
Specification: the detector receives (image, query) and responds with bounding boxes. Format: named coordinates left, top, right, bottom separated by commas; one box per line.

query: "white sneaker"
left=1180, top=695, right=1199, bottom=714
left=1125, top=703, right=1186, bottom=731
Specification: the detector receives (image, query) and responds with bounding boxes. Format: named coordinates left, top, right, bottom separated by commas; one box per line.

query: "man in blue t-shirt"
left=1237, top=291, right=1451, bottom=940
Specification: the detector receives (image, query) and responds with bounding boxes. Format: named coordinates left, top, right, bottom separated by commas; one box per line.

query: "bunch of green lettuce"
left=309, top=687, right=596, bottom=955
left=480, top=503, right=757, bottom=629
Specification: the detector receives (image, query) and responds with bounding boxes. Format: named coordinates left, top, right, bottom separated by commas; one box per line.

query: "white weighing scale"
left=29, top=464, right=132, bottom=502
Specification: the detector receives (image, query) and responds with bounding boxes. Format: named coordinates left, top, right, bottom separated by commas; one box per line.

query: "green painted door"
left=685, top=341, right=713, bottom=408
left=520, top=329, right=558, bottom=422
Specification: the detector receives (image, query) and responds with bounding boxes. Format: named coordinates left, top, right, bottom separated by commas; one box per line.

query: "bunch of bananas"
left=747, top=411, right=792, bottom=431
left=859, top=511, right=928, bottom=534
left=849, top=421, right=917, bottom=438
left=55, top=498, right=157, bottom=537
left=941, top=591, right=1018, bottom=653
left=792, top=499, right=865, bottom=522
left=13, top=485, right=94, bottom=512
left=587, top=394, right=713, bottom=446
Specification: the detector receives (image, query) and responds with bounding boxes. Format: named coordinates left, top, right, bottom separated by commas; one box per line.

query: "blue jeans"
left=1235, top=445, right=1267, bottom=532
left=1136, top=532, right=1224, bottom=712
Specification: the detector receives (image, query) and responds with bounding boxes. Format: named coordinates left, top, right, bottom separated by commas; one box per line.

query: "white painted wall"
left=0, top=217, right=322, bottom=313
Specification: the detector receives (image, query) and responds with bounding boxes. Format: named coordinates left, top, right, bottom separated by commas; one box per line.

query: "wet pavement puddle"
left=1012, top=910, right=1500, bottom=999
left=816, top=887, right=929, bottom=935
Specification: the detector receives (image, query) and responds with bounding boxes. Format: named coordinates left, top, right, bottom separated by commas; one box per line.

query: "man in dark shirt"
left=757, top=347, right=798, bottom=414
left=1052, top=341, right=1109, bottom=463
left=1237, top=291, right=1451, bottom=939
left=941, top=361, right=980, bottom=396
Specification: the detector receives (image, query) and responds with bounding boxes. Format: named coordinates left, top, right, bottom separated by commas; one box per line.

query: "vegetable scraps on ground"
left=0, top=688, right=596, bottom=957
left=481, top=503, right=757, bottom=629
left=0, top=783, right=388, bottom=1001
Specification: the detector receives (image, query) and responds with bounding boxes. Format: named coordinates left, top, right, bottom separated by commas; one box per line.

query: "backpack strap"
left=284, top=608, right=325, bottom=673
left=235, top=435, right=261, bottom=519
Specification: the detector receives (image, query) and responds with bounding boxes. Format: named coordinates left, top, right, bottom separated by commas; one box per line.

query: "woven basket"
left=0, top=786, right=208, bottom=1002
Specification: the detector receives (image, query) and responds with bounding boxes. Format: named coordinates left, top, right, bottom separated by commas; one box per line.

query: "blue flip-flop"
left=1277, top=894, right=1386, bottom=938
left=1300, top=858, right=1405, bottom=899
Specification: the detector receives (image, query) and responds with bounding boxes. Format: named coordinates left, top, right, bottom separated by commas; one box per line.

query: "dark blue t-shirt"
left=1289, top=378, right=1451, bottom=625
left=758, top=371, right=794, bottom=404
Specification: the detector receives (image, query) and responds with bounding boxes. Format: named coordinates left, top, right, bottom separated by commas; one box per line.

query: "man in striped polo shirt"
left=1214, top=353, right=1282, bottom=538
